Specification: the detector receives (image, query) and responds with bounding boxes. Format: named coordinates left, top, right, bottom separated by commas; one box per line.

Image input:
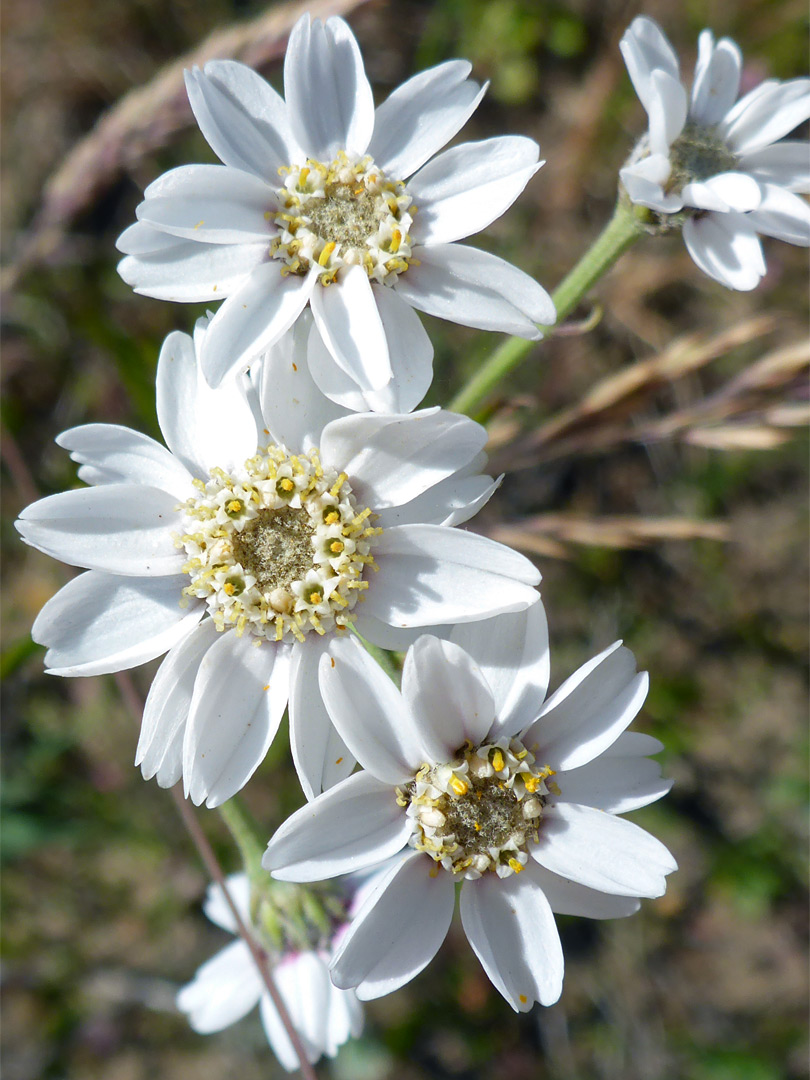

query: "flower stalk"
left=449, top=196, right=645, bottom=418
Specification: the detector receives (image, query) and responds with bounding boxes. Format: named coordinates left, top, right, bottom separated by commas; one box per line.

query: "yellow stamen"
left=318, top=241, right=336, bottom=266
left=449, top=775, right=469, bottom=797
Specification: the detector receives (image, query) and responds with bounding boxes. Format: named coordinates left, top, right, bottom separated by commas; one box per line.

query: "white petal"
left=746, top=183, right=810, bottom=245
left=318, top=636, right=422, bottom=781
left=556, top=755, right=672, bottom=814
left=721, top=78, right=810, bottom=155
left=31, top=571, right=201, bottom=677
left=364, top=524, right=540, bottom=628
left=202, top=873, right=252, bottom=934
left=448, top=598, right=549, bottom=739
left=690, top=32, right=741, bottom=126
left=603, top=731, right=664, bottom=757
left=620, top=155, right=682, bottom=213
left=619, top=17, right=681, bottom=115
left=532, top=802, right=677, bottom=897
left=116, top=220, right=183, bottom=255
left=156, top=327, right=258, bottom=475
left=56, top=424, right=193, bottom=500
left=117, top=234, right=268, bottom=302
left=646, top=69, right=687, bottom=155
left=681, top=171, right=762, bottom=213
left=395, top=243, right=555, bottom=336
left=351, top=614, right=435, bottom=651
left=369, top=60, right=485, bottom=178
left=526, top=862, right=641, bottom=919
left=739, top=141, right=810, bottom=193
left=525, top=642, right=648, bottom=771
left=284, top=15, right=374, bottom=159
left=257, top=315, right=350, bottom=452
left=137, top=619, right=219, bottom=789
left=320, top=407, right=487, bottom=511
left=137, top=164, right=272, bottom=244
left=330, top=851, right=454, bottom=999
left=409, top=136, right=540, bottom=245
left=17, top=484, right=183, bottom=576
left=307, top=286, right=433, bottom=413
left=377, top=466, right=499, bottom=529
left=201, top=262, right=317, bottom=384
left=325, top=986, right=364, bottom=1055
left=263, top=771, right=411, bottom=882
left=400, top=636, right=495, bottom=761
left=459, top=866, right=563, bottom=1010
left=310, top=266, right=391, bottom=392
left=682, top=212, right=766, bottom=290
left=186, top=61, right=300, bottom=178
left=259, top=952, right=331, bottom=1069
left=277, top=952, right=331, bottom=1059
left=177, top=939, right=262, bottom=1033
left=183, top=632, right=291, bottom=807
left=288, top=632, right=356, bottom=801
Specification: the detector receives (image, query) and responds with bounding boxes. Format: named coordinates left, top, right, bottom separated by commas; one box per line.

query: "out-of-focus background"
left=2, top=1, right=808, bottom=1077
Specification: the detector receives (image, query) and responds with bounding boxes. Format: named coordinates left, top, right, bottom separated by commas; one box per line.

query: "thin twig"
left=114, top=670, right=319, bottom=1080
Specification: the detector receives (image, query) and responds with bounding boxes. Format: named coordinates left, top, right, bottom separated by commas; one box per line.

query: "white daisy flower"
left=116, top=13, right=555, bottom=405
left=620, top=16, right=810, bottom=290
left=177, top=873, right=363, bottom=1070
left=263, top=602, right=676, bottom=1011
left=16, top=316, right=540, bottom=806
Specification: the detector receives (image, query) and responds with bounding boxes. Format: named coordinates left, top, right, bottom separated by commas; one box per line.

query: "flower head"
left=117, top=14, right=554, bottom=406
left=620, top=16, right=810, bottom=289
left=16, top=317, right=540, bottom=806
left=177, top=874, right=362, bottom=1071
left=263, top=603, right=676, bottom=1010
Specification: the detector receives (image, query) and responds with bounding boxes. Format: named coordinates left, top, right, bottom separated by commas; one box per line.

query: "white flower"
left=620, top=16, right=810, bottom=290
left=263, top=602, right=676, bottom=1011
left=177, top=874, right=362, bottom=1070
left=16, top=316, right=540, bottom=806
left=116, top=14, right=555, bottom=406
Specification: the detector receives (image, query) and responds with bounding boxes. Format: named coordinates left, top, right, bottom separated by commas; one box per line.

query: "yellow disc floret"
left=176, top=445, right=381, bottom=643
left=269, top=152, right=417, bottom=286
left=398, top=737, right=556, bottom=881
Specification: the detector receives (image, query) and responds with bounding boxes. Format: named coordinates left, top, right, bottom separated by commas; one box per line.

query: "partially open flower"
left=263, top=603, right=676, bottom=1011
left=15, top=317, right=540, bottom=806
left=117, top=13, right=554, bottom=405
left=177, top=874, right=362, bottom=1071
left=620, top=16, right=810, bottom=289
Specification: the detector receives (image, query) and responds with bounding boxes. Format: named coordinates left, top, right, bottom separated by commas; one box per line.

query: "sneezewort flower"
left=263, top=603, right=676, bottom=1010
left=116, top=13, right=555, bottom=404
left=15, top=317, right=540, bottom=806
left=620, top=16, right=810, bottom=290
left=177, top=874, right=362, bottom=1070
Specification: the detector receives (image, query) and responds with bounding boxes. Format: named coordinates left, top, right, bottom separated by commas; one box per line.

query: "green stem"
left=449, top=198, right=645, bottom=418
left=218, top=795, right=266, bottom=880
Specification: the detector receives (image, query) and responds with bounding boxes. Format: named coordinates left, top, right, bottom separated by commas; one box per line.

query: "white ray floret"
left=620, top=16, right=810, bottom=290
left=263, top=603, right=676, bottom=1011
left=177, top=874, right=363, bottom=1071
left=15, top=316, right=540, bottom=806
left=116, top=13, right=555, bottom=407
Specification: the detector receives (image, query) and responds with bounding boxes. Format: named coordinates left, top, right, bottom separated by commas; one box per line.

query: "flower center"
left=666, top=122, right=739, bottom=193
left=399, top=737, right=558, bottom=880
left=268, top=152, right=416, bottom=286
left=176, top=445, right=381, bottom=643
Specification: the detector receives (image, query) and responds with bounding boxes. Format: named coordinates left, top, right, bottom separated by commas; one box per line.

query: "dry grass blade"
left=500, top=320, right=807, bottom=471
left=5, top=0, right=369, bottom=290
left=485, top=514, right=730, bottom=558
left=531, top=316, right=777, bottom=448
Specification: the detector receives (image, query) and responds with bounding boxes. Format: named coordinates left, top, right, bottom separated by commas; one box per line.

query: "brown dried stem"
left=114, top=670, right=319, bottom=1080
